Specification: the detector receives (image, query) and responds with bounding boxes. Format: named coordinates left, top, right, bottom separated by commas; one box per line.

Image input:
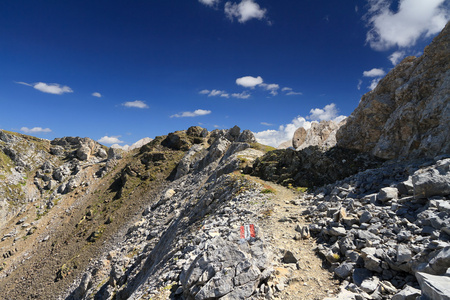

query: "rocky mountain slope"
left=336, top=21, right=450, bottom=160
left=0, top=129, right=186, bottom=299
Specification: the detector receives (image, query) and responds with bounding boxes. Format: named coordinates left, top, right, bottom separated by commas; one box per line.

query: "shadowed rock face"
left=337, top=21, right=450, bottom=160
left=292, top=127, right=307, bottom=149
left=251, top=146, right=384, bottom=188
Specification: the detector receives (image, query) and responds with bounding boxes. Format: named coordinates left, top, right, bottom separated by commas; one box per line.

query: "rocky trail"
left=250, top=176, right=339, bottom=299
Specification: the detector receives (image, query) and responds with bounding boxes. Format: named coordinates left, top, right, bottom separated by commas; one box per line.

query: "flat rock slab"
left=416, top=272, right=450, bottom=300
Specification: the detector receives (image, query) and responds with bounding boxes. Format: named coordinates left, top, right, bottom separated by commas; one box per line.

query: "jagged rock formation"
left=51, top=136, right=105, bottom=161
left=336, top=21, right=450, bottom=160
left=0, top=130, right=50, bottom=227
left=0, top=131, right=107, bottom=227
left=293, top=120, right=345, bottom=151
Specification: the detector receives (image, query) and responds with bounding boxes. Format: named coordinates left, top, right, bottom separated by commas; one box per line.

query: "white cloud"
left=225, top=0, right=267, bottom=23
left=20, top=127, right=52, bottom=134
left=254, top=103, right=347, bottom=147
left=369, top=78, right=382, bottom=90
left=17, top=81, right=73, bottom=95
left=365, top=0, right=449, bottom=50
left=111, top=144, right=129, bottom=150
left=254, top=116, right=312, bottom=147
left=260, top=83, right=280, bottom=96
left=34, top=82, right=73, bottom=94
left=98, top=136, right=124, bottom=144
left=211, top=90, right=229, bottom=97
left=357, top=79, right=363, bottom=90
left=171, top=109, right=212, bottom=118
left=92, top=92, right=102, bottom=98
left=199, top=89, right=230, bottom=98
left=199, top=0, right=220, bottom=7
left=231, top=91, right=251, bottom=99
left=282, top=87, right=302, bottom=95
left=260, top=122, right=273, bottom=126
left=209, top=90, right=223, bottom=96
left=286, top=91, right=303, bottom=96
left=122, top=100, right=149, bottom=109
left=389, top=50, right=406, bottom=65
left=236, top=75, right=263, bottom=88
left=16, top=81, right=32, bottom=87
left=363, top=68, right=386, bottom=77
left=362, top=68, right=387, bottom=91
left=307, top=103, right=346, bottom=123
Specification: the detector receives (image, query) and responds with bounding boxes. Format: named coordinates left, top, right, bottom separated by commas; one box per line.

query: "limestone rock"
left=412, top=158, right=450, bottom=198
left=97, top=148, right=107, bottom=159
left=293, top=120, right=345, bottom=151
left=292, top=127, right=307, bottom=149
left=76, top=146, right=91, bottom=161
left=107, top=147, right=123, bottom=160
left=391, top=285, right=421, bottom=300
left=52, top=136, right=99, bottom=160
left=186, top=126, right=207, bottom=137
left=334, top=262, right=354, bottom=279
left=226, top=125, right=241, bottom=141
left=416, top=272, right=450, bottom=300
left=336, top=22, right=450, bottom=160
left=237, top=129, right=256, bottom=143
left=174, top=144, right=205, bottom=179
left=161, top=131, right=191, bottom=150
left=50, top=146, right=65, bottom=156
left=377, top=187, right=398, bottom=202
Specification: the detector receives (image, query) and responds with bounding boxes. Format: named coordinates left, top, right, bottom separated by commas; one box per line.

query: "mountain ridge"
left=0, top=22, right=449, bottom=300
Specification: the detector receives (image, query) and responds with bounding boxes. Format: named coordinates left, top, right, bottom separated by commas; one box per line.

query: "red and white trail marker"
left=240, top=224, right=256, bottom=240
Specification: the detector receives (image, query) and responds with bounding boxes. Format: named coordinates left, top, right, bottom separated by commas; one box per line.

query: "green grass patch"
left=250, top=142, right=276, bottom=153
left=261, top=184, right=275, bottom=194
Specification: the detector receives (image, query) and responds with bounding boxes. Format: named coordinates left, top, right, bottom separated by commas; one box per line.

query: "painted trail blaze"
left=240, top=224, right=256, bottom=240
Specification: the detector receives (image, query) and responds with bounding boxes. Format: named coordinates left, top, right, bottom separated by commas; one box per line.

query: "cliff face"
left=336, top=21, right=450, bottom=160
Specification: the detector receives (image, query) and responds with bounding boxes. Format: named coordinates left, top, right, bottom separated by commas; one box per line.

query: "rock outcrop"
left=292, top=127, right=307, bottom=149
left=293, top=119, right=345, bottom=151
left=51, top=136, right=106, bottom=161
left=64, top=127, right=278, bottom=300
left=251, top=146, right=384, bottom=188
left=336, top=21, right=450, bottom=160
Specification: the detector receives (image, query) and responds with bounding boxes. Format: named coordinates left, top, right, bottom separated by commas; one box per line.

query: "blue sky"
left=1, top=0, right=448, bottom=147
